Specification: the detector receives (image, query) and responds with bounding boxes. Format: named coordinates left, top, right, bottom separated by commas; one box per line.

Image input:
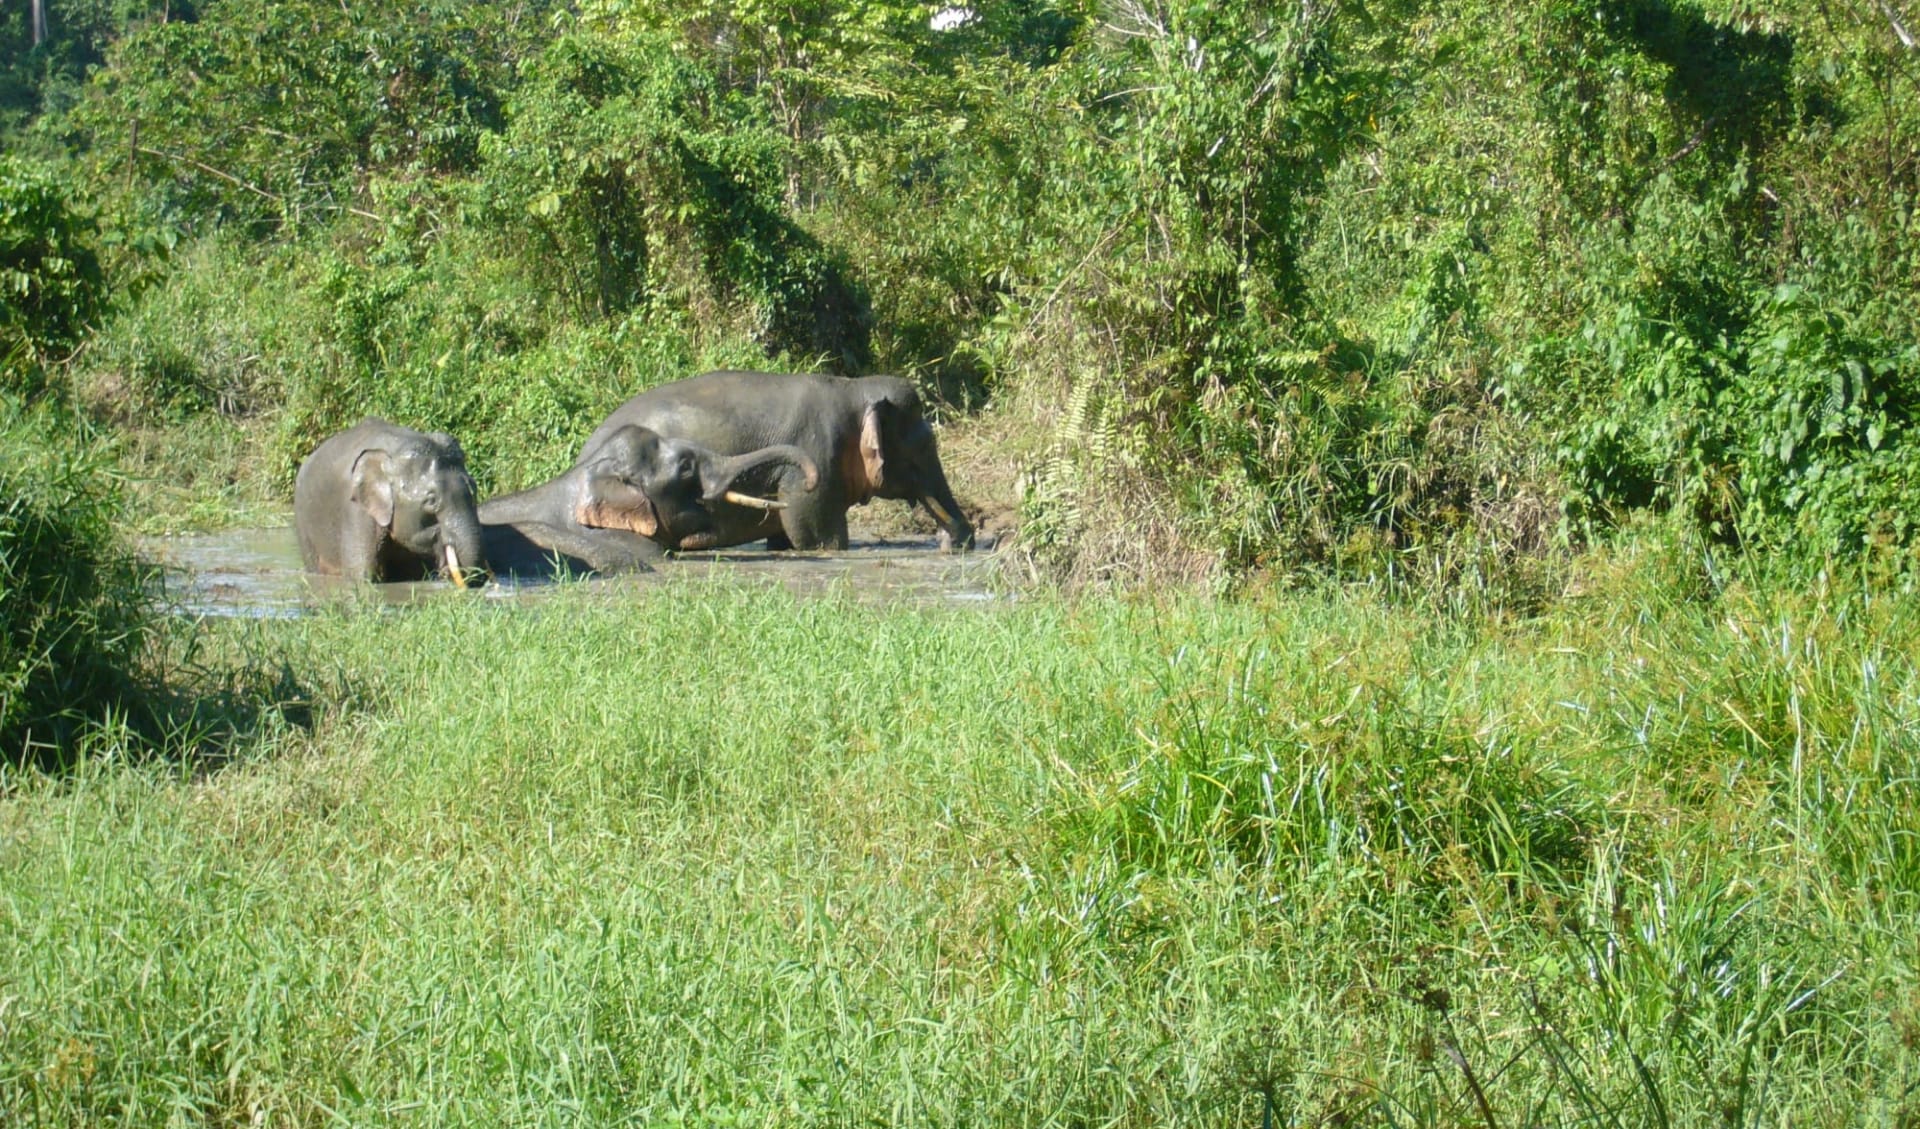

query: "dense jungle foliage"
left=0, top=0, right=1913, bottom=586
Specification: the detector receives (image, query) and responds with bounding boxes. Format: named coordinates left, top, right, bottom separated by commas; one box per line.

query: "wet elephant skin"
left=577, top=371, right=972, bottom=552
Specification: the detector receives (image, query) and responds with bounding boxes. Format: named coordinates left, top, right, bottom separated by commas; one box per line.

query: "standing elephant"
left=478, top=423, right=819, bottom=575
left=576, top=371, right=972, bottom=551
left=294, top=419, right=487, bottom=586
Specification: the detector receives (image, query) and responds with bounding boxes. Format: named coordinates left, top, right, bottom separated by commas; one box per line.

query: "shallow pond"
left=143, top=523, right=1008, bottom=618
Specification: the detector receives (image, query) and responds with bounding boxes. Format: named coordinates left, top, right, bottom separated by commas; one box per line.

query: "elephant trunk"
left=702, top=444, right=820, bottom=507
left=438, top=510, right=489, bottom=588
left=900, top=420, right=973, bottom=551
left=925, top=495, right=974, bottom=551
left=475, top=486, right=545, bottom=529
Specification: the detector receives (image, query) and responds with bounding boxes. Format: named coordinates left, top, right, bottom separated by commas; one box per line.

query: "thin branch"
left=137, top=145, right=282, bottom=204
left=135, top=145, right=384, bottom=223
left=1658, top=117, right=1717, bottom=170
left=1103, top=0, right=1169, bottom=39
left=1876, top=0, right=1917, bottom=47
left=1093, top=85, right=1170, bottom=104
left=1024, top=221, right=1129, bottom=337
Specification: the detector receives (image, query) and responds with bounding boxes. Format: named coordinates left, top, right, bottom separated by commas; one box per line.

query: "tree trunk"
left=31, top=0, right=48, bottom=46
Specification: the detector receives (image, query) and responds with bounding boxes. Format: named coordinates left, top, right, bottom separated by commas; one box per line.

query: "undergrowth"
left=1, top=567, right=1914, bottom=1124
left=0, top=403, right=150, bottom=761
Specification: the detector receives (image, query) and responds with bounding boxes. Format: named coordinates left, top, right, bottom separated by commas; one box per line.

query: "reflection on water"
left=143, top=522, right=1007, bottom=618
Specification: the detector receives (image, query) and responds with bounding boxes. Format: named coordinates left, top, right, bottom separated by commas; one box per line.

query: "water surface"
left=143, top=523, right=1006, bottom=618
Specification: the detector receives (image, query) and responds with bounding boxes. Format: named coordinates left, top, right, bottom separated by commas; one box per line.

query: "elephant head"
left=295, top=420, right=489, bottom=585
left=478, top=424, right=820, bottom=559
left=571, top=425, right=821, bottom=549
left=350, top=435, right=487, bottom=584
left=849, top=378, right=974, bottom=549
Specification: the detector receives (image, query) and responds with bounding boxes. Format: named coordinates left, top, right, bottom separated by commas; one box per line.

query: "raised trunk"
left=701, top=443, right=820, bottom=504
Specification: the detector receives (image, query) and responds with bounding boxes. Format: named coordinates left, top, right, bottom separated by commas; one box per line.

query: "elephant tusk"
left=721, top=490, right=787, bottom=511
left=445, top=544, right=470, bottom=589
left=922, top=496, right=956, bottom=527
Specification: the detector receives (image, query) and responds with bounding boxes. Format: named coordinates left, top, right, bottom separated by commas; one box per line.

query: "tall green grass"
left=1, top=567, right=1914, bottom=1124
left=1, top=407, right=308, bottom=766
left=0, top=406, right=152, bottom=762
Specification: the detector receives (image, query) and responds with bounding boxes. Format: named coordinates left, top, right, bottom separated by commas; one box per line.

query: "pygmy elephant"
left=478, top=423, right=820, bottom=575
left=575, top=371, right=972, bottom=551
left=294, top=419, right=487, bottom=586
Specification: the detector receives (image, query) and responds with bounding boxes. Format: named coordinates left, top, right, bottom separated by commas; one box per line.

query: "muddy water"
left=142, top=522, right=1008, bottom=618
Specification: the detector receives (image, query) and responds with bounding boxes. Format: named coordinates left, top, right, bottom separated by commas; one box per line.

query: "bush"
left=476, top=28, right=869, bottom=364
left=1, top=155, right=105, bottom=390
left=0, top=404, right=153, bottom=762
left=1733, top=284, right=1920, bottom=557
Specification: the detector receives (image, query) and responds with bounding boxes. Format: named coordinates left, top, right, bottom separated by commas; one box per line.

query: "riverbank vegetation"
left=3, top=0, right=1919, bottom=1122
left=2, top=0, right=1913, bottom=583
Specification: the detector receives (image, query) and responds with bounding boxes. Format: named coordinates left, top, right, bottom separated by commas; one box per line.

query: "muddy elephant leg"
left=778, top=490, right=851, bottom=550
left=823, top=510, right=851, bottom=550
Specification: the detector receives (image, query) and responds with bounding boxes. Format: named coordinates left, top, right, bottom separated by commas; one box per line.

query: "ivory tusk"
left=923, top=496, right=955, bottom=527
left=721, top=490, right=787, bottom=511
left=445, top=543, right=469, bottom=589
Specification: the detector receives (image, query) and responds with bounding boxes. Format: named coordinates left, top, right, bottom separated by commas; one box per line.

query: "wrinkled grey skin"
left=294, top=419, right=487, bottom=584
left=479, top=423, right=820, bottom=575
left=477, top=520, right=661, bottom=579
left=577, top=371, right=972, bottom=551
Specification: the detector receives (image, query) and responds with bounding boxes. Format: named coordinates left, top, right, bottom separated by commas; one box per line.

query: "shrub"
left=476, top=29, right=870, bottom=365
left=1733, top=284, right=1920, bottom=557
left=1, top=155, right=105, bottom=391
left=0, top=404, right=153, bottom=763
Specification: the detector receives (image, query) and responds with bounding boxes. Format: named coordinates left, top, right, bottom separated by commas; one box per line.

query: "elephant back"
left=580, top=371, right=861, bottom=463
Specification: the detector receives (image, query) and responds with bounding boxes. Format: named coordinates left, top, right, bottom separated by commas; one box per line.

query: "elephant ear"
left=576, top=471, right=659, bottom=539
left=859, top=402, right=889, bottom=492
left=349, top=449, right=396, bottom=530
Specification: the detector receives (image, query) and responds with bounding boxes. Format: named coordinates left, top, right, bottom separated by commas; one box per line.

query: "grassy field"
left=2, top=551, right=1918, bottom=1126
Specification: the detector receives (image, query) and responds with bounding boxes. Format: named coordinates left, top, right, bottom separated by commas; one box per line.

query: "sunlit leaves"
left=0, top=155, right=105, bottom=382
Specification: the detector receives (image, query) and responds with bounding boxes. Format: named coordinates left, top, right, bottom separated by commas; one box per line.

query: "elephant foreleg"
left=777, top=500, right=850, bottom=551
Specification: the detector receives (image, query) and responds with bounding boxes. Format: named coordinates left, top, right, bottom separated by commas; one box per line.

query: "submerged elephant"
left=478, top=423, right=820, bottom=575
left=575, top=371, right=972, bottom=551
left=294, top=419, right=487, bottom=585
